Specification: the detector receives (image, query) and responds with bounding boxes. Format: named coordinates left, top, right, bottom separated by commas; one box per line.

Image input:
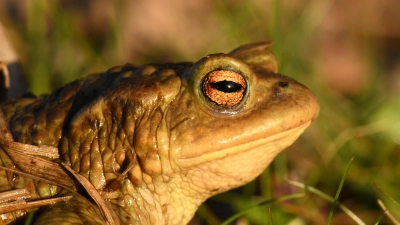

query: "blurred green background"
left=1, top=0, right=399, bottom=224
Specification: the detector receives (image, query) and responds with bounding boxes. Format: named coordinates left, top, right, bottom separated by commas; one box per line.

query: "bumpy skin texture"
left=0, top=42, right=319, bottom=224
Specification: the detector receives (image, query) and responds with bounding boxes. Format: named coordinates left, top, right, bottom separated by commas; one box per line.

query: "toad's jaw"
left=176, top=120, right=311, bottom=168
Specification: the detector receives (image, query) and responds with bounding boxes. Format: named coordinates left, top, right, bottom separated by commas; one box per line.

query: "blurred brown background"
left=1, top=0, right=400, bottom=95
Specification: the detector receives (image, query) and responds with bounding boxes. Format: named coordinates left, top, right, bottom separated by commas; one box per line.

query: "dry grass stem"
left=0, top=142, right=76, bottom=190
left=0, top=138, right=59, bottom=159
left=0, top=189, right=30, bottom=203
left=377, top=199, right=400, bottom=225
left=61, top=162, right=122, bottom=225
left=0, top=195, right=72, bottom=214
left=0, top=21, right=18, bottom=63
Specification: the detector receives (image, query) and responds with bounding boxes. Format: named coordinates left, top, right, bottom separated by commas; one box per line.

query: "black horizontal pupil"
left=211, top=80, right=242, bottom=93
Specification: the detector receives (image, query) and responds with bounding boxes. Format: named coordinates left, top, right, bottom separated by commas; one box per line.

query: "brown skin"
left=0, top=42, right=319, bottom=224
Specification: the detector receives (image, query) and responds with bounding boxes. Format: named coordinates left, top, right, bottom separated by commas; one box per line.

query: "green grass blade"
left=288, top=180, right=366, bottom=224
left=326, top=156, right=354, bottom=224
left=195, top=204, right=220, bottom=225
left=376, top=199, right=400, bottom=224
left=220, top=193, right=304, bottom=225
left=24, top=211, right=35, bottom=225
left=374, top=183, right=400, bottom=207
left=268, top=207, right=274, bottom=225
left=374, top=209, right=386, bottom=225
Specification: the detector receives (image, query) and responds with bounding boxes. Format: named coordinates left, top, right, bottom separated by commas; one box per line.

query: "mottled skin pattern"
left=0, top=42, right=319, bottom=224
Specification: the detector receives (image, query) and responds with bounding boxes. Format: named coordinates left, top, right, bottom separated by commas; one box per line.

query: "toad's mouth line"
left=176, top=120, right=312, bottom=167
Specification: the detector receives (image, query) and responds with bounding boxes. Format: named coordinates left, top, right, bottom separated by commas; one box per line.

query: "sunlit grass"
left=326, top=157, right=354, bottom=224
left=288, top=179, right=365, bottom=225
left=377, top=200, right=400, bottom=225
left=23, top=211, right=34, bottom=225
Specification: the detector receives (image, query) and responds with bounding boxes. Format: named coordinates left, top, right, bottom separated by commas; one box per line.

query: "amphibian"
left=0, top=42, right=319, bottom=224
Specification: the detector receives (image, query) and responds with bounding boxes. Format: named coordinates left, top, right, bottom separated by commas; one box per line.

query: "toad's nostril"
left=278, top=81, right=289, bottom=88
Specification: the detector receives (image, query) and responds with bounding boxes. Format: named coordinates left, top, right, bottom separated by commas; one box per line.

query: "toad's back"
left=0, top=42, right=319, bottom=224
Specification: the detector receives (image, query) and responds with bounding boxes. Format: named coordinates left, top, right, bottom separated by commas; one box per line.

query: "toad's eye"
left=202, top=70, right=246, bottom=107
